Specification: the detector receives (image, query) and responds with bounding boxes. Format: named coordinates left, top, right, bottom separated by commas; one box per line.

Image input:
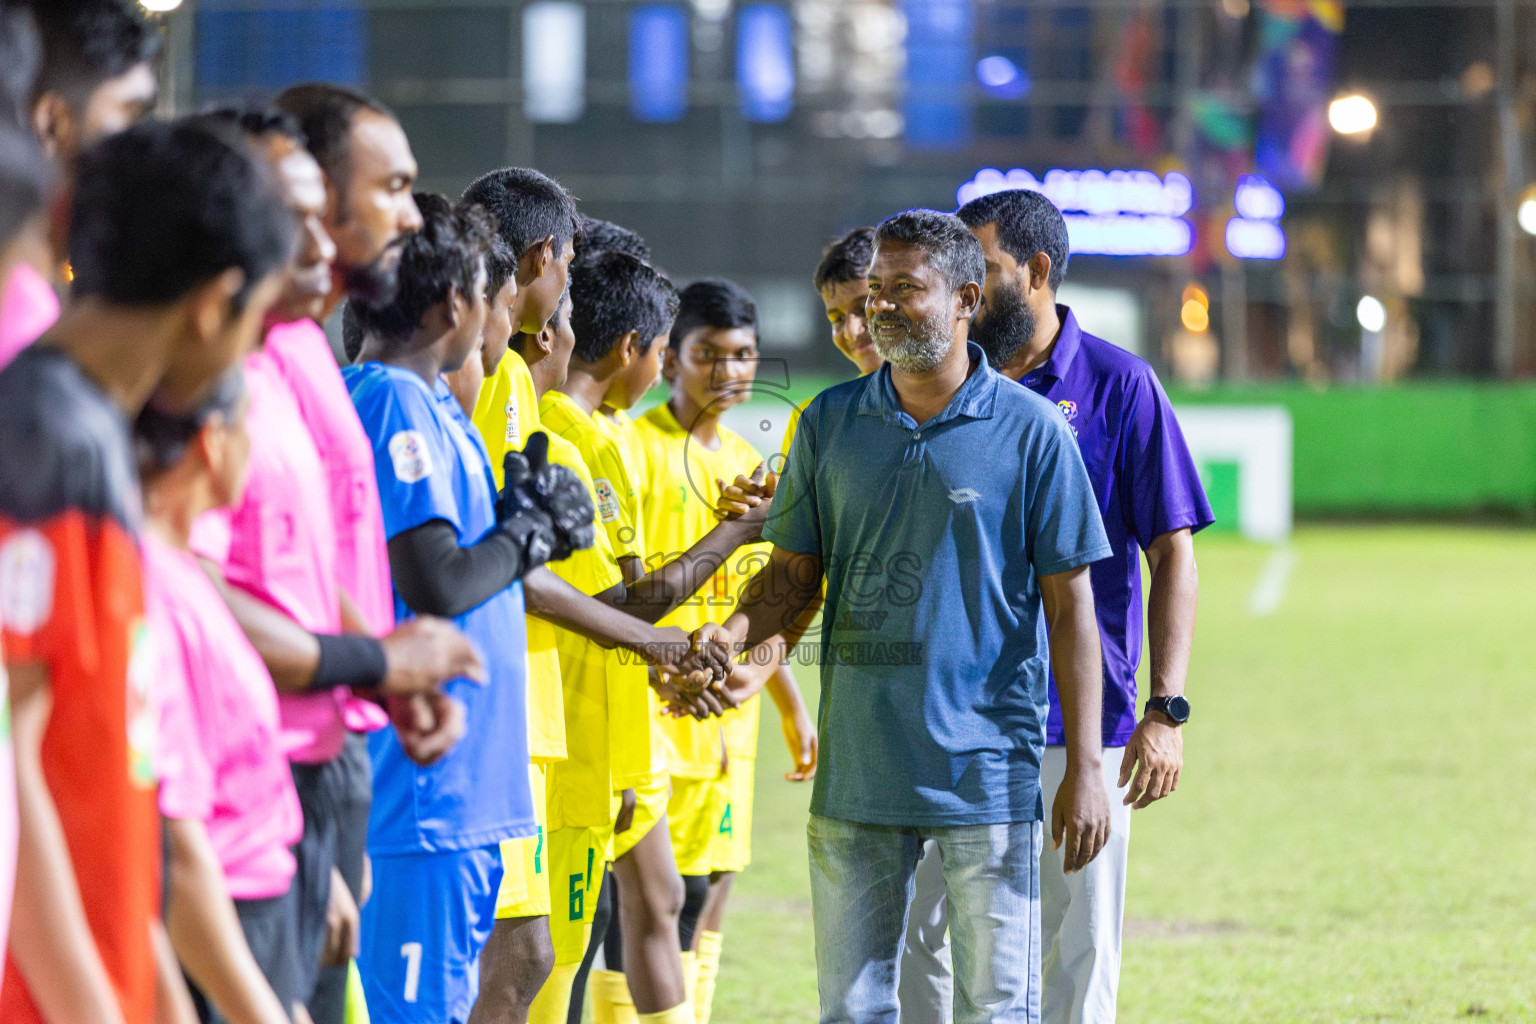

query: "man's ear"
left=660, top=343, right=680, bottom=382
left=535, top=324, right=556, bottom=356
left=1027, top=253, right=1053, bottom=294
left=188, top=267, right=247, bottom=343
left=443, top=282, right=463, bottom=328
left=956, top=281, right=983, bottom=322
left=521, top=235, right=555, bottom=286
left=31, top=93, right=74, bottom=162
left=615, top=329, right=641, bottom=367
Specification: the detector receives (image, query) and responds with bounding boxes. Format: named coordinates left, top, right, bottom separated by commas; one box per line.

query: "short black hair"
left=341, top=299, right=365, bottom=363
left=669, top=277, right=756, bottom=352
left=956, top=189, right=1071, bottom=292
left=0, top=122, right=48, bottom=247
left=134, top=365, right=246, bottom=480
left=568, top=251, right=678, bottom=364
left=272, top=83, right=392, bottom=193
left=194, top=103, right=304, bottom=146
left=485, top=233, right=515, bottom=302
left=351, top=192, right=495, bottom=348
left=28, top=0, right=160, bottom=108
left=575, top=216, right=651, bottom=265
left=461, top=166, right=580, bottom=260
left=69, top=118, right=294, bottom=309
left=1, top=3, right=41, bottom=128
left=873, top=209, right=985, bottom=293
left=812, top=226, right=875, bottom=291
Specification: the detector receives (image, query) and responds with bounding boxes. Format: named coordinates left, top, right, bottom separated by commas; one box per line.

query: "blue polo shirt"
left=764, top=343, right=1112, bottom=827
left=1016, top=307, right=1214, bottom=748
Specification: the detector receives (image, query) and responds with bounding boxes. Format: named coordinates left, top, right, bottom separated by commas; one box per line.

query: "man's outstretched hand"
left=379, top=616, right=486, bottom=697
left=714, top=463, right=778, bottom=541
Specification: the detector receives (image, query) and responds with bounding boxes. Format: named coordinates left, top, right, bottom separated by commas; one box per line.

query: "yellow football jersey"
left=472, top=348, right=542, bottom=490
left=539, top=390, right=654, bottom=791
left=635, top=403, right=768, bottom=775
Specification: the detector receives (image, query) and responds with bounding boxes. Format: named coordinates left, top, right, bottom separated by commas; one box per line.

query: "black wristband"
left=312, top=633, right=388, bottom=691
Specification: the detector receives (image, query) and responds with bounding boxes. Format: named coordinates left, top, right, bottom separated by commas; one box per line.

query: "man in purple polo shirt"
left=958, top=189, right=1213, bottom=1024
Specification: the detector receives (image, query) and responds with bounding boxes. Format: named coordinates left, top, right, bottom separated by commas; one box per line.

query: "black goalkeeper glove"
left=500, top=432, right=597, bottom=561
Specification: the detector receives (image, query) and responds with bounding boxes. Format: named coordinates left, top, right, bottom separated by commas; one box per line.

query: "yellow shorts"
left=611, top=770, right=670, bottom=860
left=496, top=764, right=551, bottom=919
left=667, top=775, right=723, bottom=876
left=544, top=824, right=611, bottom=964
left=709, top=758, right=755, bottom=873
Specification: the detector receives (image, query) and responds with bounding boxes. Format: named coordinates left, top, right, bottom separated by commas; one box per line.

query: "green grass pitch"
left=712, top=527, right=1536, bottom=1023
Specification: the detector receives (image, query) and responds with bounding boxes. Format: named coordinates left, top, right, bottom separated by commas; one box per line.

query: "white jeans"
left=1038, top=747, right=1132, bottom=1024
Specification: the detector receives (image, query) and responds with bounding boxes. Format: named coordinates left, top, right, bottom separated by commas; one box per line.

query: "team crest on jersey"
left=1056, top=399, right=1078, bottom=422
left=504, top=397, right=520, bottom=445
left=388, top=430, right=434, bottom=484
left=594, top=477, right=621, bottom=524
left=0, top=528, right=55, bottom=636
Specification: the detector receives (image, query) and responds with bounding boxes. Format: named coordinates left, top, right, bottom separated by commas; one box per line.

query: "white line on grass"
left=1248, top=546, right=1296, bottom=617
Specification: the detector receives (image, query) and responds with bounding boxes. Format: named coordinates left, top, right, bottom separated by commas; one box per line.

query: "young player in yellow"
left=456, top=173, right=732, bottom=1024
left=634, top=279, right=819, bottom=1024
left=547, top=254, right=771, bottom=1024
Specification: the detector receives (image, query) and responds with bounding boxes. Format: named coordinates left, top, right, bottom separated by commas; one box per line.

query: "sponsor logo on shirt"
left=0, top=528, right=54, bottom=636
left=505, top=397, right=520, bottom=446
left=1056, top=399, right=1080, bottom=437
left=594, top=477, right=621, bottom=524
left=948, top=487, right=981, bottom=504
left=388, top=430, right=434, bottom=484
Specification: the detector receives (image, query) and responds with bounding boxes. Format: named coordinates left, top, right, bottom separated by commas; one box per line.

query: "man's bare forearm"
left=523, top=567, right=670, bottom=655
left=723, top=547, right=823, bottom=651
left=615, top=517, right=762, bottom=623
left=199, top=559, right=319, bottom=691
left=1041, top=567, right=1105, bottom=769
left=1145, top=528, right=1198, bottom=701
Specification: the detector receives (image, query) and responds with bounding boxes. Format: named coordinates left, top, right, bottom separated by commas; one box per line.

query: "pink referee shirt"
left=192, top=342, right=351, bottom=763
left=264, top=318, right=391, bottom=732
left=0, top=264, right=59, bottom=371
left=145, top=533, right=301, bottom=899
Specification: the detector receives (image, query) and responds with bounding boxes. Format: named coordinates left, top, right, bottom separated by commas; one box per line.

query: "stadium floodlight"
left=139, top=0, right=182, bottom=10
left=1519, top=187, right=1536, bottom=237
left=1180, top=299, right=1210, bottom=333
left=1329, top=94, right=1377, bottom=135
left=1356, top=295, right=1387, bottom=334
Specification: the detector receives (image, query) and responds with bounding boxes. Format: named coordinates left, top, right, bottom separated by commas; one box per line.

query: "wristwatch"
left=1144, top=695, right=1191, bottom=725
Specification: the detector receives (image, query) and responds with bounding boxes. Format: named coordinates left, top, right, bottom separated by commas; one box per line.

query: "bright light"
left=1328, top=94, right=1377, bottom=135
left=1182, top=283, right=1209, bottom=308
left=957, top=167, right=1194, bottom=217
left=1519, top=188, right=1536, bottom=237
left=139, top=0, right=182, bottom=10
left=1234, top=175, right=1284, bottom=221
left=977, top=56, right=1018, bottom=88
left=1357, top=295, right=1387, bottom=333
left=1064, top=215, right=1193, bottom=257
left=524, top=3, right=586, bottom=123
left=1181, top=299, right=1210, bottom=333
left=1226, top=218, right=1287, bottom=260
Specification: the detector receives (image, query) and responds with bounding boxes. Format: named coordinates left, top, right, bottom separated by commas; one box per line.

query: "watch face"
left=1166, top=695, right=1191, bottom=722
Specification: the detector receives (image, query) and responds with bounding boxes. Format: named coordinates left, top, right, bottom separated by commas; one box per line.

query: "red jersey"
left=0, top=346, right=161, bottom=1024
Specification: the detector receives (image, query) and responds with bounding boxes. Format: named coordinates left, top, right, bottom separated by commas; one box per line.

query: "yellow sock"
left=693, top=931, right=723, bottom=1024
left=591, top=968, right=640, bottom=1024
left=637, top=1001, right=696, bottom=1024
left=681, top=950, right=700, bottom=1008
left=527, top=962, right=581, bottom=1024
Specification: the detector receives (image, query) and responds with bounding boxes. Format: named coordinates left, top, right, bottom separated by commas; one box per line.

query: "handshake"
left=496, top=431, right=597, bottom=571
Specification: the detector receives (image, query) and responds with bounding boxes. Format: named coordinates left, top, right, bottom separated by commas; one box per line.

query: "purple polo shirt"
left=1015, top=306, right=1214, bottom=747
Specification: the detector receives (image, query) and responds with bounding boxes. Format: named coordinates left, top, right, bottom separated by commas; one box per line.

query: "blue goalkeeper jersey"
left=346, top=361, right=535, bottom=855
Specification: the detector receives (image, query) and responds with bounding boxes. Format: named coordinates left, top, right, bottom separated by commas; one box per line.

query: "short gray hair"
left=873, top=208, right=986, bottom=293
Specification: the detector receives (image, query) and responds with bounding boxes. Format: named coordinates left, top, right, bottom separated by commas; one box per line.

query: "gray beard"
left=873, top=308, right=953, bottom=373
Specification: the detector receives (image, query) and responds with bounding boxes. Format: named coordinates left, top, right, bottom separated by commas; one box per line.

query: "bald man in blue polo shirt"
left=958, top=189, right=1214, bottom=1024
left=696, top=209, right=1113, bottom=1024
